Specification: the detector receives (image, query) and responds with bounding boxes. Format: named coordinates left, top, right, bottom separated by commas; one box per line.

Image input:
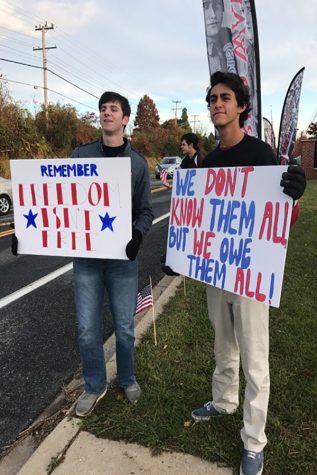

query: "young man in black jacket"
left=180, top=133, right=204, bottom=169
left=190, top=72, right=306, bottom=475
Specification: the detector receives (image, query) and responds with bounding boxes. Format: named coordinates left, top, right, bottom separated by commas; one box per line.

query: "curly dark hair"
left=205, top=71, right=251, bottom=127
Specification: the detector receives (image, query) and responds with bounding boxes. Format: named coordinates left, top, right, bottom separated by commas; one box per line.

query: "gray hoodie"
left=72, top=138, right=154, bottom=237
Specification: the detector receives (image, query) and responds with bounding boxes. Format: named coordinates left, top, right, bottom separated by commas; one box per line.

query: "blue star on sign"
left=99, top=212, right=116, bottom=232
left=23, top=209, right=38, bottom=228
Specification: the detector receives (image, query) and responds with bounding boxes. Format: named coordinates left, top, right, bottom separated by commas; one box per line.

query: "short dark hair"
left=181, top=133, right=199, bottom=150
left=205, top=71, right=251, bottom=127
left=98, top=91, right=131, bottom=117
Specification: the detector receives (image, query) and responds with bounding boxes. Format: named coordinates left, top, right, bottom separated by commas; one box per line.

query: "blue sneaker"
left=191, top=401, right=224, bottom=421
left=240, top=449, right=263, bottom=475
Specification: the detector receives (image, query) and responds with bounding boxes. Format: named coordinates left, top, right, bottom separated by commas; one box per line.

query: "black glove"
left=126, top=229, right=142, bottom=261
left=160, top=253, right=179, bottom=276
left=10, top=223, right=18, bottom=256
left=280, top=159, right=306, bottom=201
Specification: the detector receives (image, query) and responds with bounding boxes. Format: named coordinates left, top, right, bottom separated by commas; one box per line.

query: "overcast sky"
left=0, top=0, right=316, bottom=138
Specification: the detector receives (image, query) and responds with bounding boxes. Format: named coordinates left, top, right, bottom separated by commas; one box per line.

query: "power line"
left=0, top=76, right=98, bottom=111
left=0, top=20, right=141, bottom=99
left=0, top=43, right=41, bottom=62
left=0, top=57, right=99, bottom=98
left=0, top=28, right=106, bottom=95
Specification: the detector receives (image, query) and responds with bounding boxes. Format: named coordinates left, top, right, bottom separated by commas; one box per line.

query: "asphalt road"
left=0, top=183, right=171, bottom=449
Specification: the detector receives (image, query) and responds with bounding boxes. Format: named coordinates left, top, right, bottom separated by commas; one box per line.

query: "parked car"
left=155, top=156, right=182, bottom=179
left=0, top=176, right=13, bottom=215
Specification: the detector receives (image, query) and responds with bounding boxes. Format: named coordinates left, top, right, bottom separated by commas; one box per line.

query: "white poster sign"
left=10, top=157, right=132, bottom=259
left=166, top=166, right=292, bottom=307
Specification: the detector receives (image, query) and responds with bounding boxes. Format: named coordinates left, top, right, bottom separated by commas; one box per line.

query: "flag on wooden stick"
left=135, top=283, right=153, bottom=315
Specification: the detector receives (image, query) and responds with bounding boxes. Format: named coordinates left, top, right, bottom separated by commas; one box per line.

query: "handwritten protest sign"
left=10, top=157, right=131, bottom=259
left=166, top=166, right=292, bottom=307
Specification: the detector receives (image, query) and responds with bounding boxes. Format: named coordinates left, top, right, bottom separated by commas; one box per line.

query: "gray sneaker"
left=124, top=381, right=141, bottom=403
left=75, top=387, right=107, bottom=417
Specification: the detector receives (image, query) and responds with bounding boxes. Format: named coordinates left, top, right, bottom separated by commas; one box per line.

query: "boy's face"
left=209, top=83, right=246, bottom=129
left=99, top=100, right=129, bottom=134
left=180, top=140, right=190, bottom=155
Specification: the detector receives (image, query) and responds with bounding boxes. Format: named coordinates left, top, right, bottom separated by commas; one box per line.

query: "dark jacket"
left=181, top=152, right=204, bottom=169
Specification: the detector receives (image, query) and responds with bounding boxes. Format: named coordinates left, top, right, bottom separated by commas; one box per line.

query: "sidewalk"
left=4, top=275, right=232, bottom=475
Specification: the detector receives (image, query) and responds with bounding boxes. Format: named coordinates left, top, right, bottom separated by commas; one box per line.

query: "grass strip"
left=82, top=181, right=317, bottom=475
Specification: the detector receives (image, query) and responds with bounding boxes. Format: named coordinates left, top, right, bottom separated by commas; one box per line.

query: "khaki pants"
left=206, top=285, right=270, bottom=452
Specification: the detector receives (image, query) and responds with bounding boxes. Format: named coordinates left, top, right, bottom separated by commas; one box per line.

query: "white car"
left=0, top=176, right=13, bottom=215
left=155, top=156, right=182, bottom=179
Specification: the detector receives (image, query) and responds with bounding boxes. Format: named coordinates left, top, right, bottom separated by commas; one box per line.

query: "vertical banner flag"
left=263, top=117, right=276, bottom=152
left=277, top=67, right=305, bottom=164
left=166, top=168, right=293, bottom=308
left=10, top=157, right=132, bottom=259
left=202, top=0, right=261, bottom=138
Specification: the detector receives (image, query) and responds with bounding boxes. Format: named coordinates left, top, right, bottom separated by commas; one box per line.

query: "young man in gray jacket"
left=72, top=91, right=153, bottom=417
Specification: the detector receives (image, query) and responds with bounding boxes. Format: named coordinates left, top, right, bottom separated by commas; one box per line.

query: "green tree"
left=0, top=82, right=48, bottom=162
left=161, top=118, right=177, bottom=130
left=76, top=112, right=100, bottom=145
left=178, top=107, right=191, bottom=131
left=35, top=103, right=79, bottom=155
left=134, top=95, right=160, bottom=131
left=200, top=132, right=216, bottom=154
left=35, top=105, right=100, bottom=155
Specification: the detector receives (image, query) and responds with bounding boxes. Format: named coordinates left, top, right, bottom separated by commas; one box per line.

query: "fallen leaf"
left=184, top=420, right=192, bottom=428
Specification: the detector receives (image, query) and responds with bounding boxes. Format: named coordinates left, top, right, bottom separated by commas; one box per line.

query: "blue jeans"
left=73, top=257, right=138, bottom=393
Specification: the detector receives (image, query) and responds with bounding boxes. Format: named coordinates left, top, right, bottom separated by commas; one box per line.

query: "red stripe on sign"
left=41, top=208, right=49, bottom=227
left=103, top=183, right=109, bottom=206
left=71, top=232, right=76, bottom=250
left=84, top=210, right=91, bottom=231
left=42, top=230, right=48, bottom=247
left=86, top=233, right=92, bottom=251
left=71, top=183, right=78, bottom=205
left=43, top=183, right=49, bottom=205
left=64, top=208, right=70, bottom=228
left=56, top=183, right=63, bottom=205
left=30, top=184, right=36, bottom=205
left=18, top=184, right=24, bottom=206
left=57, top=231, right=62, bottom=248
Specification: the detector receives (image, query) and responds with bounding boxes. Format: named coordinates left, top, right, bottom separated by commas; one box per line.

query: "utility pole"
left=171, top=100, right=182, bottom=125
left=34, top=22, right=56, bottom=128
left=190, top=114, right=200, bottom=133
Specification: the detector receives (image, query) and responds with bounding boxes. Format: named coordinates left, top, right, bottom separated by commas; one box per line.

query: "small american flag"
left=135, top=283, right=153, bottom=315
left=160, top=170, right=172, bottom=189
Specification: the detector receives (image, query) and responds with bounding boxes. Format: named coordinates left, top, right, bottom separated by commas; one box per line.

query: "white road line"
left=0, top=212, right=170, bottom=309
left=0, top=263, right=73, bottom=309
left=153, top=212, right=170, bottom=225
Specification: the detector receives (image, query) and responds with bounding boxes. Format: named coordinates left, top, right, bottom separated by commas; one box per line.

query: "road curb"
left=2, top=274, right=183, bottom=475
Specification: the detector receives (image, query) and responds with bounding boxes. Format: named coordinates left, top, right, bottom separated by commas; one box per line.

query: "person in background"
left=190, top=71, right=306, bottom=475
left=160, top=133, right=204, bottom=275
left=180, top=133, right=204, bottom=169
